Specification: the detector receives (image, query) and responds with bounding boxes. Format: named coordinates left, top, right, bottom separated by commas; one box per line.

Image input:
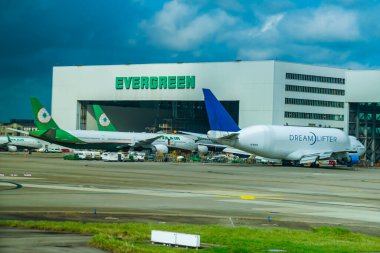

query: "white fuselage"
left=66, top=130, right=197, bottom=151
left=66, top=130, right=158, bottom=144
left=153, top=134, right=197, bottom=151
left=0, top=136, right=43, bottom=150
left=348, top=136, right=366, bottom=157
left=208, top=125, right=352, bottom=160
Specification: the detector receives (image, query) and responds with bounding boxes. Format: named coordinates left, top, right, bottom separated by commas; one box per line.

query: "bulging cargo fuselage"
left=208, top=125, right=351, bottom=160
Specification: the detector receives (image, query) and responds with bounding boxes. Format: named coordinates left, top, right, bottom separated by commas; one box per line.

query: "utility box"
left=151, top=230, right=200, bottom=248
left=176, top=232, right=201, bottom=247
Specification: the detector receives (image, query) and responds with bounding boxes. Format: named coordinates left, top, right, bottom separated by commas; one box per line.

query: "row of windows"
left=285, top=84, right=345, bottom=96
left=286, top=73, right=345, bottom=84
left=285, top=111, right=344, bottom=121
left=285, top=98, right=344, bottom=108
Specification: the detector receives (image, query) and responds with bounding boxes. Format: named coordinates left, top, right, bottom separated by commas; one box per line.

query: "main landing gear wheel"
left=310, top=162, right=320, bottom=168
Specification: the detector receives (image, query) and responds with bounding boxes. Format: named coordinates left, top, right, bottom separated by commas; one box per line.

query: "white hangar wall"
left=346, top=70, right=380, bottom=103
left=52, top=61, right=350, bottom=131
left=52, top=61, right=275, bottom=130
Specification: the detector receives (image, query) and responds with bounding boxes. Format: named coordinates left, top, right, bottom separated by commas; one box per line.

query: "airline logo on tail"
left=99, top=113, right=111, bottom=127
left=37, top=108, right=51, bottom=123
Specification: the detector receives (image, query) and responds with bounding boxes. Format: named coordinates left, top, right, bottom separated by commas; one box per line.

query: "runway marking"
left=216, top=195, right=285, bottom=200
left=0, top=181, right=23, bottom=191
left=1, top=182, right=286, bottom=200
left=240, top=195, right=256, bottom=200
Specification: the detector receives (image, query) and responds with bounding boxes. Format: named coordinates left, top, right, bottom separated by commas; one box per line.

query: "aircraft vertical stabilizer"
left=93, top=105, right=118, bottom=131
left=202, top=88, right=240, bottom=132
left=30, top=97, right=60, bottom=130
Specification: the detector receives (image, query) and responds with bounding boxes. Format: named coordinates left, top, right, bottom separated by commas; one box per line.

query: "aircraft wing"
left=222, top=147, right=252, bottom=156
left=7, top=128, right=29, bottom=135
left=288, top=149, right=335, bottom=164
left=131, top=135, right=162, bottom=147
left=299, top=155, right=319, bottom=164
left=181, top=130, right=240, bottom=141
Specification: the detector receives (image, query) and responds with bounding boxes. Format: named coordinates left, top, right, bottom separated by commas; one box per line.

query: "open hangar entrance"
left=78, top=100, right=239, bottom=134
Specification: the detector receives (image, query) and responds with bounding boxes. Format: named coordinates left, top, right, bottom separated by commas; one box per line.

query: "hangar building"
left=51, top=61, right=380, bottom=163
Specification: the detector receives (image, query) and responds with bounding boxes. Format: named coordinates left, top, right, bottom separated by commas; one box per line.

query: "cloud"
left=282, top=5, right=360, bottom=42
left=216, top=0, right=244, bottom=12
left=140, top=0, right=236, bottom=51
left=238, top=48, right=279, bottom=60
left=260, top=14, right=284, bottom=33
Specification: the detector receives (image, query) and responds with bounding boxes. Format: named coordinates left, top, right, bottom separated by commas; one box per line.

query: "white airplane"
left=93, top=105, right=208, bottom=154
left=203, top=88, right=365, bottom=167
left=0, top=135, right=43, bottom=152
left=9, top=98, right=164, bottom=152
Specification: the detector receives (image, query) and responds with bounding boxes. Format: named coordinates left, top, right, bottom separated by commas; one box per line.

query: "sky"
left=0, top=0, right=380, bottom=122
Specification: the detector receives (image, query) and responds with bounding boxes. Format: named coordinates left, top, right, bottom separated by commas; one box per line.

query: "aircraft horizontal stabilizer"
left=218, top=132, right=239, bottom=140
left=178, top=131, right=208, bottom=141
left=208, top=130, right=239, bottom=141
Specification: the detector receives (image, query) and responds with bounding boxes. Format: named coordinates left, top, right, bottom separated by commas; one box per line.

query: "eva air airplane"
left=92, top=104, right=204, bottom=153
left=24, top=98, right=162, bottom=151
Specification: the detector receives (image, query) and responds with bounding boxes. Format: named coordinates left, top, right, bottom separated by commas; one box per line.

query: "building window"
left=286, top=72, right=345, bottom=84
left=285, top=98, right=344, bottom=108
left=285, top=111, right=344, bottom=121
left=285, top=84, right=345, bottom=96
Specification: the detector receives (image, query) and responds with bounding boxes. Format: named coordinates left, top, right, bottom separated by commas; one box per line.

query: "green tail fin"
left=30, top=97, right=60, bottom=130
left=93, top=105, right=118, bottom=131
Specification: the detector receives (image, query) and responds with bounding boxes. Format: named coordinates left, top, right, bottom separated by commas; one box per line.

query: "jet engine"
left=152, top=144, right=168, bottom=154
left=7, top=145, right=17, bottom=152
left=197, top=145, right=208, bottom=155
left=336, top=153, right=360, bottom=167
left=348, top=154, right=360, bottom=165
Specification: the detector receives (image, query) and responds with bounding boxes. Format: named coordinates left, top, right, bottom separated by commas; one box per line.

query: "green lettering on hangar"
left=115, top=76, right=195, bottom=90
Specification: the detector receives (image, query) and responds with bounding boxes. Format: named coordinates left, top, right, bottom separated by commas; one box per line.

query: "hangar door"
left=79, top=100, right=239, bottom=134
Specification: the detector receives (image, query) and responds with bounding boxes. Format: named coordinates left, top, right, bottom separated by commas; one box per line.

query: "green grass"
left=1, top=220, right=380, bottom=253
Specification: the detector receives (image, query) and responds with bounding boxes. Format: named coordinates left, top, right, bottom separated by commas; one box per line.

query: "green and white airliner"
left=25, top=98, right=162, bottom=151
left=92, top=104, right=206, bottom=153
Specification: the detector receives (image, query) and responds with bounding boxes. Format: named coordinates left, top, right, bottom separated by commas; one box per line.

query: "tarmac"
left=1, top=152, right=380, bottom=237
left=0, top=227, right=106, bottom=253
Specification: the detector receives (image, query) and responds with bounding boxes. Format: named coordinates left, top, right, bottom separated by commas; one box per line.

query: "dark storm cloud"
left=0, top=0, right=153, bottom=121
left=0, top=0, right=380, bottom=122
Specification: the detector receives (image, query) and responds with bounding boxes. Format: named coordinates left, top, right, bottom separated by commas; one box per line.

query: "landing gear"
left=310, top=162, right=320, bottom=168
left=282, top=160, right=304, bottom=167
left=293, top=161, right=304, bottom=167
left=282, top=160, right=292, bottom=166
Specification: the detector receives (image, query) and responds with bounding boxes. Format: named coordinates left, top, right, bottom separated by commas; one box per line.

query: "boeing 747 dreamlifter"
left=203, top=88, right=365, bottom=167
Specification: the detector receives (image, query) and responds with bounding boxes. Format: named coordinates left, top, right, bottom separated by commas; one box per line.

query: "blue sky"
left=0, top=0, right=379, bottom=122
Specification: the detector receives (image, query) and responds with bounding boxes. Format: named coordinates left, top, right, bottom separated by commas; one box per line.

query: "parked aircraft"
left=0, top=135, right=43, bottom=152
left=9, top=98, right=164, bottom=152
left=92, top=105, right=207, bottom=153
left=203, top=88, right=365, bottom=167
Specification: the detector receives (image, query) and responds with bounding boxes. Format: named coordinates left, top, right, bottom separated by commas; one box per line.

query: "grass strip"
left=1, top=220, right=380, bottom=252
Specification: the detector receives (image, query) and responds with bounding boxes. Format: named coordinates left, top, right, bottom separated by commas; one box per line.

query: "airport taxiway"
left=0, top=152, right=379, bottom=236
